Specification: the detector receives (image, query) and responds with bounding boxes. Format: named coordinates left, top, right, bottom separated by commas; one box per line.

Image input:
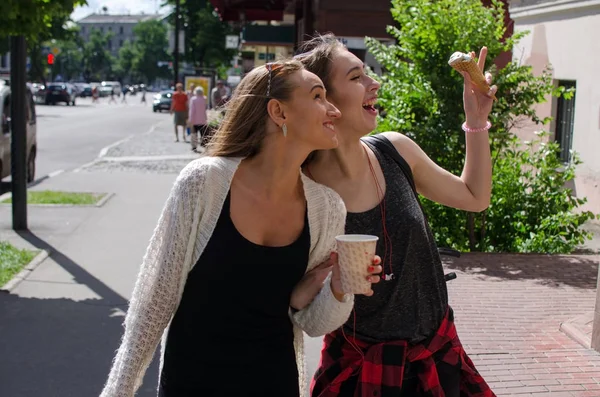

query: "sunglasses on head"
left=265, top=62, right=284, bottom=97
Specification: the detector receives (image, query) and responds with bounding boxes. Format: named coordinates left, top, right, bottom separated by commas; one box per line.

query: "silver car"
left=0, top=81, right=37, bottom=183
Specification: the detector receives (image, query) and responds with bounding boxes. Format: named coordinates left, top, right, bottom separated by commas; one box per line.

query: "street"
left=35, top=97, right=169, bottom=179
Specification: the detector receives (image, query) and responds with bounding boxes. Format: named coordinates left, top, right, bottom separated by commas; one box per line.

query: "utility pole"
left=174, top=0, right=181, bottom=84
left=10, top=36, right=28, bottom=230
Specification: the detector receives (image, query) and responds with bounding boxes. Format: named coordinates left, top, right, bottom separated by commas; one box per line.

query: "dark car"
left=45, top=83, right=77, bottom=106
left=79, top=84, right=93, bottom=98
left=152, top=91, right=173, bottom=112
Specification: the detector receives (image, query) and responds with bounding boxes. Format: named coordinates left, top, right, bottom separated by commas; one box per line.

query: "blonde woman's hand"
left=290, top=253, right=383, bottom=312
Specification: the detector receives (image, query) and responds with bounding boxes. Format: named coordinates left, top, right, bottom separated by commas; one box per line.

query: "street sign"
left=225, top=35, right=239, bottom=49
left=51, top=46, right=61, bottom=56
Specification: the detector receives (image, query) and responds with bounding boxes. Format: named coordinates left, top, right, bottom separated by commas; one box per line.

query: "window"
left=119, top=39, right=123, bottom=47
left=108, top=26, right=112, bottom=31
left=554, top=80, right=576, bottom=162
left=107, top=39, right=112, bottom=50
left=81, top=26, right=85, bottom=34
left=120, top=26, right=124, bottom=34
left=100, top=27, right=104, bottom=33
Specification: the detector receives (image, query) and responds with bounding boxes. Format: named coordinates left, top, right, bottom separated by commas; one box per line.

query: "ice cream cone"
left=448, top=52, right=497, bottom=101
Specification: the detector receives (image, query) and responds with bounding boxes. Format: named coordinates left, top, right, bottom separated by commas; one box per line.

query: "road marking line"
left=48, top=169, right=64, bottom=178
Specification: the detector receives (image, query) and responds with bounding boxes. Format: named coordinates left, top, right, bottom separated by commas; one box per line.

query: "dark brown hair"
left=208, top=60, right=304, bottom=158
left=295, top=33, right=345, bottom=94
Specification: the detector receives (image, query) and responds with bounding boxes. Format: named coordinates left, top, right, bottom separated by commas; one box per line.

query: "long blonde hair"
left=208, top=60, right=304, bottom=158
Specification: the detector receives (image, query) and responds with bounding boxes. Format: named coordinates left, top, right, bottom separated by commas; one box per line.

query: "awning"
left=209, top=0, right=288, bottom=21
left=242, top=25, right=294, bottom=46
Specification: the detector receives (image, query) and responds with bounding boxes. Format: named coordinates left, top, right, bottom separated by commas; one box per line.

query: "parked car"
left=45, top=83, right=77, bottom=106
left=0, top=81, right=37, bottom=182
left=153, top=91, right=173, bottom=112
left=99, top=86, right=113, bottom=97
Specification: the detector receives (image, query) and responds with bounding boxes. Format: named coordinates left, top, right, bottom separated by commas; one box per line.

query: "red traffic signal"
left=47, top=53, right=54, bottom=65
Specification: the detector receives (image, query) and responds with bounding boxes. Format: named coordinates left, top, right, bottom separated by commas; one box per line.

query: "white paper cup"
left=335, top=234, right=379, bottom=294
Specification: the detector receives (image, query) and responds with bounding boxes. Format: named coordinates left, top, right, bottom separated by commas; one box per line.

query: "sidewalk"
left=0, top=170, right=178, bottom=397
left=443, top=253, right=600, bottom=396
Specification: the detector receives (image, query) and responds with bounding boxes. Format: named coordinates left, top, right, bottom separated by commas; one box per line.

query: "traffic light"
left=47, top=53, right=54, bottom=65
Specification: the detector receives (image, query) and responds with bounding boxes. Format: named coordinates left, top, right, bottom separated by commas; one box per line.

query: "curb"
left=560, top=315, right=592, bottom=349
left=0, top=249, right=51, bottom=293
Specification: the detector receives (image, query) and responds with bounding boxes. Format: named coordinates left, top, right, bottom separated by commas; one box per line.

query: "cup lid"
left=335, top=234, right=379, bottom=242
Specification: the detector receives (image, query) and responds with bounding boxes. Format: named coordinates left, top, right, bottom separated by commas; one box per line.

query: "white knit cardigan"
left=100, top=156, right=353, bottom=397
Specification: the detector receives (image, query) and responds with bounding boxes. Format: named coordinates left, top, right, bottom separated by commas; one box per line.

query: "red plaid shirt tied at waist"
left=311, top=307, right=495, bottom=397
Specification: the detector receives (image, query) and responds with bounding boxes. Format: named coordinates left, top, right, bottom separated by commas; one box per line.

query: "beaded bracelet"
left=462, top=120, right=492, bottom=133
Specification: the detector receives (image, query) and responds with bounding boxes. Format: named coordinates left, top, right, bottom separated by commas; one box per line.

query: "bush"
left=366, top=0, right=597, bottom=253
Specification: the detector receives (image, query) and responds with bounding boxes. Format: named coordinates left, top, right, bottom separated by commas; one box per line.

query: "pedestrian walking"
left=99, top=59, right=382, bottom=397
left=297, top=34, right=498, bottom=397
left=108, top=89, right=116, bottom=104
left=187, top=86, right=208, bottom=152
left=92, top=86, right=99, bottom=103
left=210, top=80, right=228, bottom=109
left=140, top=88, right=146, bottom=104
left=185, top=84, right=196, bottom=138
left=121, top=88, right=128, bottom=103
left=170, top=83, right=188, bottom=142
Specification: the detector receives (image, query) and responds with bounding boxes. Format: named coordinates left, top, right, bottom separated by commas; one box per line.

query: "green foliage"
left=51, top=36, right=85, bottom=81
left=83, top=29, right=115, bottom=81
left=486, top=133, right=595, bottom=253
left=0, top=0, right=86, bottom=40
left=167, top=0, right=237, bottom=69
left=130, top=20, right=171, bottom=83
left=0, top=241, right=37, bottom=287
left=366, top=0, right=597, bottom=253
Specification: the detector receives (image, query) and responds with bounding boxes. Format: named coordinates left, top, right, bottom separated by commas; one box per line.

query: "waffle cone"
left=450, top=56, right=497, bottom=100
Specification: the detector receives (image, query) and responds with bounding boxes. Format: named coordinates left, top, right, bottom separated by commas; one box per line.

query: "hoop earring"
left=282, top=123, right=287, bottom=137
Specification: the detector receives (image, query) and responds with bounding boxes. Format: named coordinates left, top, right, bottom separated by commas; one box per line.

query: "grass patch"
left=2, top=191, right=106, bottom=205
left=0, top=241, right=38, bottom=287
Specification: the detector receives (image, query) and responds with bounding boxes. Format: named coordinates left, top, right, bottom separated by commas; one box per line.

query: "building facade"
left=509, top=0, right=600, bottom=215
left=77, top=13, right=166, bottom=56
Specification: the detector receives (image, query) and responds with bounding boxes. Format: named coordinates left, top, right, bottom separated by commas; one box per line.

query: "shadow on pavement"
left=0, top=231, right=159, bottom=397
left=443, top=253, right=598, bottom=289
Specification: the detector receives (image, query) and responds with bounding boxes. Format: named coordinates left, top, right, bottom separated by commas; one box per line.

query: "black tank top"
left=343, top=140, right=448, bottom=343
left=160, top=191, right=309, bottom=396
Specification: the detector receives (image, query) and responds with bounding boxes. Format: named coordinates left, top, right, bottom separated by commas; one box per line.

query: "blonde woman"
left=100, top=60, right=382, bottom=397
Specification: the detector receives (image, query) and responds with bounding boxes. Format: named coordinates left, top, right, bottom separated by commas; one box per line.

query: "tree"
left=0, top=0, right=86, bottom=41
left=130, top=20, right=171, bottom=83
left=0, top=0, right=87, bottom=84
left=366, top=0, right=596, bottom=253
left=83, top=29, right=115, bottom=81
left=52, top=35, right=85, bottom=81
left=167, top=0, right=237, bottom=70
left=115, top=40, right=136, bottom=81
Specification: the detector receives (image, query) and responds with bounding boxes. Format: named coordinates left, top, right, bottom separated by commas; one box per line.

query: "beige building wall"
left=510, top=0, right=600, bottom=216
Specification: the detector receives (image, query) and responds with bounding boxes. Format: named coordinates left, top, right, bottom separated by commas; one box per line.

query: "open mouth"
left=323, top=122, right=335, bottom=132
left=362, top=98, right=378, bottom=115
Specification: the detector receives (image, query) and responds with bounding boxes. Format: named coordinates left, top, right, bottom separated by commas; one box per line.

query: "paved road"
left=33, top=97, right=170, bottom=179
